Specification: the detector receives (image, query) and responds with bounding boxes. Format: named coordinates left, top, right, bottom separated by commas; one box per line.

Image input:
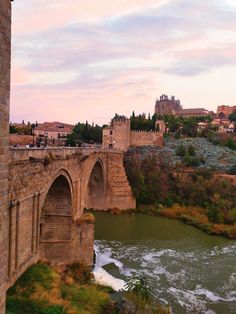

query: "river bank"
left=133, top=204, right=236, bottom=239
left=6, top=261, right=169, bottom=314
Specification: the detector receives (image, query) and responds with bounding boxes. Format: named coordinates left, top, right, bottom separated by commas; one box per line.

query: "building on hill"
left=34, top=121, right=74, bottom=138
left=175, top=108, right=210, bottom=117
left=155, top=94, right=182, bottom=115
left=155, top=94, right=212, bottom=118
left=102, top=115, right=164, bottom=151
left=217, top=105, right=236, bottom=118
left=34, top=121, right=74, bottom=146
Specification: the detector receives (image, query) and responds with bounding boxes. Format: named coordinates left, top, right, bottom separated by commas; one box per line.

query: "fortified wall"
left=102, top=116, right=164, bottom=151
left=130, top=130, right=163, bottom=147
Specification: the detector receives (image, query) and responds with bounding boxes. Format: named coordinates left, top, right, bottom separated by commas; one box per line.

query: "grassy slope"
left=7, top=262, right=170, bottom=314
left=6, top=263, right=110, bottom=314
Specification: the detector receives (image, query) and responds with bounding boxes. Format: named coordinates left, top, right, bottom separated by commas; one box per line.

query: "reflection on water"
left=93, top=212, right=236, bottom=314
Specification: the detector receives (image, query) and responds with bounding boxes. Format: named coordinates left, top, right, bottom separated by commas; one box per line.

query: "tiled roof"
left=177, top=108, right=209, bottom=115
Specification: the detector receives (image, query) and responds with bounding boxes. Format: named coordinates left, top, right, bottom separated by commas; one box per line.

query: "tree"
left=188, top=145, right=196, bottom=156
left=229, top=111, right=236, bottom=122
left=125, top=275, right=151, bottom=301
left=9, top=125, right=18, bottom=134
left=66, top=122, right=102, bottom=147
left=176, top=144, right=186, bottom=157
left=228, top=164, right=236, bottom=175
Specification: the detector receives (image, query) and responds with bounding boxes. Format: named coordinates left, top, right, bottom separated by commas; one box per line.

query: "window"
left=110, top=130, right=113, bottom=135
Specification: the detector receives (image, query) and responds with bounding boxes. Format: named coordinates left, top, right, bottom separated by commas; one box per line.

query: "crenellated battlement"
left=103, top=115, right=164, bottom=150
left=131, top=130, right=160, bottom=133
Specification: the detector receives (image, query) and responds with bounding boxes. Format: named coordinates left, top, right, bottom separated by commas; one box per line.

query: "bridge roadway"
left=7, top=147, right=135, bottom=291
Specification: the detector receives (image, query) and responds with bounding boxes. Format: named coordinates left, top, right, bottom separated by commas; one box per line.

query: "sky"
left=11, top=0, right=236, bottom=125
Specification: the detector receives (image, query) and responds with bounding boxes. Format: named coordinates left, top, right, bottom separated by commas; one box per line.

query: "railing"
left=9, top=146, right=123, bottom=161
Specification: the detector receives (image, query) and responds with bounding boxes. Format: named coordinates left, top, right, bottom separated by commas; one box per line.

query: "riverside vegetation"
left=124, top=150, right=236, bottom=239
left=6, top=262, right=169, bottom=314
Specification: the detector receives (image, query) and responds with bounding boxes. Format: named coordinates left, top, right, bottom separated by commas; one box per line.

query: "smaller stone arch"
left=39, top=170, right=74, bottom=263
left=85, top=158, right=107, bottom=210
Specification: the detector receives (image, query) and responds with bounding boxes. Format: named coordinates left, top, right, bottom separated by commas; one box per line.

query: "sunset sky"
left=11, top=0, right=236, bottom=125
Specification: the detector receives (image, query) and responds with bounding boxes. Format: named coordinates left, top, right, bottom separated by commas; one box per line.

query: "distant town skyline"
left=11, top=0, right=236, bottom=125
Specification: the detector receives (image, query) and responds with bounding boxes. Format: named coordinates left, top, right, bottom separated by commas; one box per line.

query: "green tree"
left=188, top=145, right=196, bottom=156
left=66, top=122, right=102, bottom=146
left=125, top=276, right=151, bottom=301
left=9, top=125, right=18, bottom=134
left=229, top=111, right=236, bottom=122
left=176, top=144, right=186, bottom=157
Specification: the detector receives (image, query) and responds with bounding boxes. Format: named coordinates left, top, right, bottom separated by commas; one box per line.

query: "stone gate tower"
left=0, top=0, right=11, bottom=311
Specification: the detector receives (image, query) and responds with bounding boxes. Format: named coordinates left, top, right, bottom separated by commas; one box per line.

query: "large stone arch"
left=39, top=170, right=74, bottom=263
left=85, top=158, right=107, bottom=210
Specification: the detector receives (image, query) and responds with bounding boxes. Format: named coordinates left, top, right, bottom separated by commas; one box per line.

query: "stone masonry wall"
left=6, top=149, right=135, bottom=310
left=130, top=130, right=163, bottom=147
left=113, top=119, right=130, bottom=151
left=106, top=152, right=136, bottom=209
left=0, top=0, right=11, bottom=311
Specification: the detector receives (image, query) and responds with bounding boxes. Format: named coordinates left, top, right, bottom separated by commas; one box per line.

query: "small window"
left=110, top=130, right=113, bottom=135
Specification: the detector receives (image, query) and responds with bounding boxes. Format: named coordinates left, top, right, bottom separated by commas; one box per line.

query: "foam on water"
left=93, top=267, right=125, bottom=291
left=193, top=286, right=236, bottom=302
left=93, top=242, right=126, bottom=291
left=93, top=239, right=236, bottom=313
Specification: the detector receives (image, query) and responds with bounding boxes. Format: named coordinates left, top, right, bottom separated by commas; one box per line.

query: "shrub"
left=192, top=168, right=213, bottom=180
left=225, top=208, right=236, bottom=225
left=42, top=305, right=66, bottom=314
left=125, top=275, right=151, bottom=302
left=228, top=164, right=236, bottom=175
left=6, top=297, right=46, bottom=314
left=64, top=263, right=93, bottom=284
left=76, top=213, right=95, bottom=224
left=176, top=144, right=186, bottom=157
left=7, top=263, right=56, bottom=298
left=182, top=154, right=200, bottom=167
left=224, top=138, right=236, bottom=150
left=174, top=131, right=181, bottom=139
left=187, top=145, right=196, bottom=156
left=206, top=208, right=224, bottom=224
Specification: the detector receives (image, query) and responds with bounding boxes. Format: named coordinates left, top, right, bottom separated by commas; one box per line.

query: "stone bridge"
left=0, top=1, right=135, bottom=311
left=7, top=147, right=135, bottom=287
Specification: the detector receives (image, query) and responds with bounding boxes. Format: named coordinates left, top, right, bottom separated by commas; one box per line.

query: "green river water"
left=93, top=212, right=236, bottom=314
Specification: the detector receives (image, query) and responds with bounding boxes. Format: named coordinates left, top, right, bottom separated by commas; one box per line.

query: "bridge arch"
left=85, top=158, right=107, bottom=210
left=39, top=169, right=74, bottom=263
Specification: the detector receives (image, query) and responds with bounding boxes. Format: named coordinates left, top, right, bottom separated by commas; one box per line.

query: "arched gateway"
left=85, top=160, right=106, bottom=210
left=40, top=173, right=73, bottom=263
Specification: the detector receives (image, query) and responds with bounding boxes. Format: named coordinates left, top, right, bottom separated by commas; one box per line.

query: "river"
left=93, top=212, right=236, bottom=314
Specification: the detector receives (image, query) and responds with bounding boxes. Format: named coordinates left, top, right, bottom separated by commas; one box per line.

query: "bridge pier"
left=0, top=0, right=11, bottom=312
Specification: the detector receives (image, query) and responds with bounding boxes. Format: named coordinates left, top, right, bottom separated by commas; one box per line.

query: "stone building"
left=0, top=0, right=11, bottom=311
left=175, top=108, right=210, bottom=117
left=34, top=121, right=74, bottom=140
left=155, top=94, right=182, bottom=115
left=34, top=121, right=74, bottom=146
left=217, top=105, right=236, bottom=118
left=155, top=94, right=211, bottom=118
left=102, top=116, right=164, bottom=151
